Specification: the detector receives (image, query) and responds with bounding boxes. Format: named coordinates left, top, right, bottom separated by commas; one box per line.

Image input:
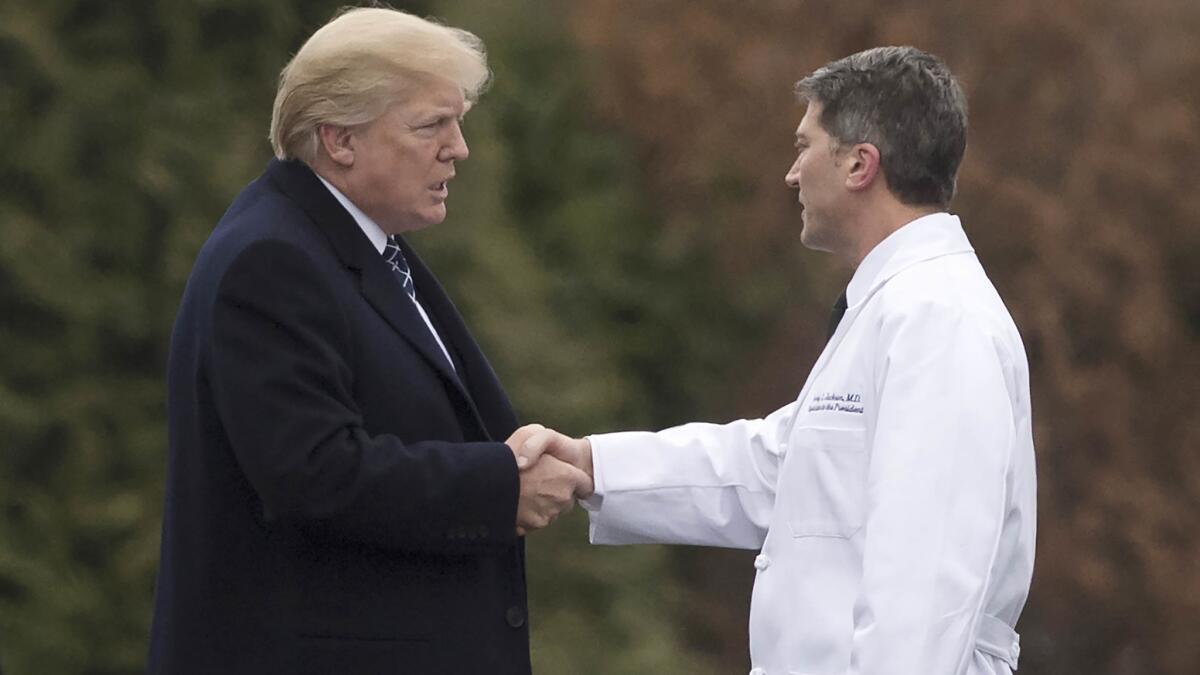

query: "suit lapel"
left=357, top=261, right=469, bottom=391
left=400, top=237, right=519, bottom=441
left=265, top=159, right=495, bottom=434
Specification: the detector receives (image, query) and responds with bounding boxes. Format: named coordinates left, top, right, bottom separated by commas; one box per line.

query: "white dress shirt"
left=585, top=213, right=1035, bottom=675
left=316, top=175, right=456, bottom=372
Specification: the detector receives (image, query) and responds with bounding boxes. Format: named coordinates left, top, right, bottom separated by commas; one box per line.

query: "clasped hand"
left=505, top=424, right=594, bottom=536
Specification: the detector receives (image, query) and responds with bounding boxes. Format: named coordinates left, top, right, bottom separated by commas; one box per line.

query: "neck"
left=845, top=199, right=942, bottom=268
left=309, top=156, right=350, bottom=196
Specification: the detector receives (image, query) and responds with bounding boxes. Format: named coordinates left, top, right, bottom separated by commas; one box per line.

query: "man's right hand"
left=509, top=425, right=593, bottom=494
left=514, top=453, right=590, bottom=536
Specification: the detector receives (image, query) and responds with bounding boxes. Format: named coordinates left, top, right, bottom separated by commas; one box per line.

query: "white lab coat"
left=586, top=213, right=1036, bottom=675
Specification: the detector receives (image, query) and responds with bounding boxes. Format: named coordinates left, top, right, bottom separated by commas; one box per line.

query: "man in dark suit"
left=147, top=8, right=588, bottom=674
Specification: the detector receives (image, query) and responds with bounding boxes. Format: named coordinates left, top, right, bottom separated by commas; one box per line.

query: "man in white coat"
left=514, top=46, right=1036, bottom=674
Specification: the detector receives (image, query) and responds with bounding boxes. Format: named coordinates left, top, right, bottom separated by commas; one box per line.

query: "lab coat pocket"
left=786, top=426, right=867, bottom=539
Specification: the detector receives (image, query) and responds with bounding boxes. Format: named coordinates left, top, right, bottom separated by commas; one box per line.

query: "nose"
left=784, top=156, right=801, bottom=188
left=439, top=120, right=469, bottom=162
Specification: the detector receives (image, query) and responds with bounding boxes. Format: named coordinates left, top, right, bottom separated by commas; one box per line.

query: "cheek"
left=393, top=163, right=423, bottom=194
left=801, top=154, right=820, bottom=176
left=808, top=160, right=833, bottom=188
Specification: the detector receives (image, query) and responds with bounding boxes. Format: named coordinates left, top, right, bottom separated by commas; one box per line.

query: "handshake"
left=505, top=424, right=594, bottom=536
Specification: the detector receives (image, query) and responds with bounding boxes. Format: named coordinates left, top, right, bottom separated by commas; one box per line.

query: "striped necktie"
left=383, top=236, right=416, bottom=302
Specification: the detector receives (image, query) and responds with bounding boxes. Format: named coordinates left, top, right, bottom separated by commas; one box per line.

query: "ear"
left=317, top=123, right=357, bottom=167
left=844, top=142, right=882, bottom=193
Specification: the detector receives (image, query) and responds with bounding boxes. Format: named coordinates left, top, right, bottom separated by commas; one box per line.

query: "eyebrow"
left=414, top=99, right=464, bottom=115
left=423, top=107, right=461, bottom=118
left=411, top=108, right=464, bottom=127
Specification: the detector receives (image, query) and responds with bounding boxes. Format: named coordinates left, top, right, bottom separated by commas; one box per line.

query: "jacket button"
left=505, top=605, right=526, bottom=628
left=753, top=554, right=771, bottom=571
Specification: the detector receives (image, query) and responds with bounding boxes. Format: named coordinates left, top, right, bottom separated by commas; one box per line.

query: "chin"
left=395, top=209, right=447, bottom=232
left=423, top=205, right=448, bottom=226
left=799, top=226, right=831, bottom=254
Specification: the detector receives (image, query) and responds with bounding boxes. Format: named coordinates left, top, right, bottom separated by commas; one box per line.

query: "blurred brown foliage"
left=568, top=1, right=1200, bottom=673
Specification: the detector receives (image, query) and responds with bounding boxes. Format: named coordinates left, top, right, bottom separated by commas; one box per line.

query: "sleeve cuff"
left=579, top=435, right=605, bottom=517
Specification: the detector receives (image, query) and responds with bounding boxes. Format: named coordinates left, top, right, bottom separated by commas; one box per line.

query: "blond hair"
left=270, top=7, right=491, bottom=163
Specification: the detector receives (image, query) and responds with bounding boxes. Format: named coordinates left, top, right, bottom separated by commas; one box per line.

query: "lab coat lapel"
left=791, top=302, right=865, bottom=414
left=791, top=214, right=976, bottom=412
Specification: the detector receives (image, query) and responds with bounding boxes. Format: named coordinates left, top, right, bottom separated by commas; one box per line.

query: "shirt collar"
left=845, top=212, right=974, bottom=306
left=315, top=174, right=389, bottom=255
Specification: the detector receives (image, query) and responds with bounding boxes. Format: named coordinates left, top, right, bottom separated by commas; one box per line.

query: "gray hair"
left=795, top=46, right=967, bottom=208
left=270, top=7, right=492, bottom=163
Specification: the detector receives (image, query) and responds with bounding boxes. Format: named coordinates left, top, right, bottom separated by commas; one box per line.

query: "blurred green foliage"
left=10, top=1, right=1198, bottom=673
left=0, top=1, right=782, bottom=673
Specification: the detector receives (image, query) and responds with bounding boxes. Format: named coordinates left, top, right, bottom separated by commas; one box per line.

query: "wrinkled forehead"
left=390, top=76, right=469, bottom=116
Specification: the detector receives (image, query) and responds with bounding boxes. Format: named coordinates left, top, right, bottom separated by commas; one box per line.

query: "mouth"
left=430, top=174, right=454, bottom=201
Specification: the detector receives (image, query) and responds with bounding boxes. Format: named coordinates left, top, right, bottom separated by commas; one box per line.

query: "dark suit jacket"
left=148, top=159, right=530, bottom=674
